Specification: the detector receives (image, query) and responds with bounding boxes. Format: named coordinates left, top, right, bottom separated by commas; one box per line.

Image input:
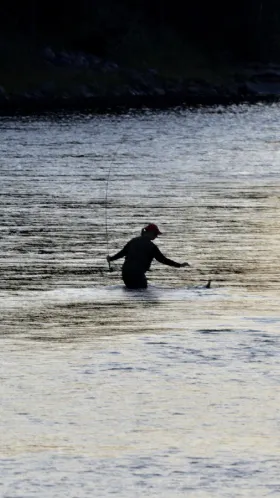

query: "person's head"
left=141, top=223, right=162, bottom=240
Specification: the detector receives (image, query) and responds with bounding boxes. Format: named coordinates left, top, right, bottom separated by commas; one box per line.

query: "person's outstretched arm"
left=107, top=243, right=129, bottom=262
left=154, top=245, right=189, bottom=268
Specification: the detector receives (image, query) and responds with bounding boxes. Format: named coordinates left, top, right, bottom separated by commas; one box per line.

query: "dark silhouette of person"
left=107, top=223, right=190, bottom=289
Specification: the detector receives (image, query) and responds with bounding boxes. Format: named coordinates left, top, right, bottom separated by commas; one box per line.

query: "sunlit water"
left=1, top=104, right=280, bottom=497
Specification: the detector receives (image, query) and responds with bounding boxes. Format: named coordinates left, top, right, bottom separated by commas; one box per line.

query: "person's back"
left=123, top=235, right=155, bottom=273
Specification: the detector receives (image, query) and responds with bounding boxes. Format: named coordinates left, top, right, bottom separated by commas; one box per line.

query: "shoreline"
left=0, top=90, right=279, bottom=116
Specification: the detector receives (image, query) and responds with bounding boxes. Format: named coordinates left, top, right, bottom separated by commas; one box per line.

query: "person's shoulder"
left=130, top=236, right=142, bottom=243
left=130, top=236, right=153, bottom=246
left=126, top=236, right=142, bottom=246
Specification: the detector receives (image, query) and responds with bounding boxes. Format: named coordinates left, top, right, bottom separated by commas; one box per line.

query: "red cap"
left=144, top=223, right=162, bottom=235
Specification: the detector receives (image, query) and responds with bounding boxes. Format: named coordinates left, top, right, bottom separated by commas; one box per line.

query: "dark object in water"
left=206, top=279, right=211, bottom=288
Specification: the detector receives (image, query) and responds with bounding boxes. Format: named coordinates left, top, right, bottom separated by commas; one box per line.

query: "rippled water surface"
left=1, top=104, right=280, bottom=497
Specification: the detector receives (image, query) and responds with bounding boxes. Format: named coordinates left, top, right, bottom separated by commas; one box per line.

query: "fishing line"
left=104, top=137, right=126, bottom=271
left=104, top=134, right=153, bottom=272
left=104, top=159, right=112, bottom=271
left=104, top=152, right=114, bottom=272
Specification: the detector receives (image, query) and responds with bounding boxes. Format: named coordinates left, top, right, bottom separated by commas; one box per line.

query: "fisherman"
left=106, top=223, right=190, bottom=289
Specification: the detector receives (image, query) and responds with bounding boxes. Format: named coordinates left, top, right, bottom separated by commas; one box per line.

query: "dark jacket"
left=110, top=236, right=181, bottom=273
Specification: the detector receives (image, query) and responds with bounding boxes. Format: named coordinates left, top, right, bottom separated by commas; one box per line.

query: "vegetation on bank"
left=0, top=1, right=280, bottom=100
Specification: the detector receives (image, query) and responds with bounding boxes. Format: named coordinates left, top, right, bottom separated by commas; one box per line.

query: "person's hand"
left=181, top=262, right=190, bottom=267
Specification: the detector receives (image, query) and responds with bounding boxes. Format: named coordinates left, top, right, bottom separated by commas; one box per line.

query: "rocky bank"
left=1, top=46, right=280, bottom=112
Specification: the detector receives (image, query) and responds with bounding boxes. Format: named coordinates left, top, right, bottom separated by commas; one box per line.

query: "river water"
left=1, top=104, right=280, bottom=497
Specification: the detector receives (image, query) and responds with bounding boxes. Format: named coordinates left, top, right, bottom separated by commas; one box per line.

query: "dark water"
left=1, top=104, right=280, bottom=497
